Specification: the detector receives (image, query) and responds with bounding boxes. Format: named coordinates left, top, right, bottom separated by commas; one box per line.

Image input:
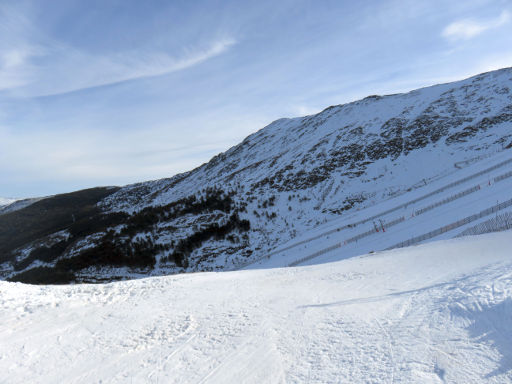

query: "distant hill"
left=0, top=197, right=16, bottom=207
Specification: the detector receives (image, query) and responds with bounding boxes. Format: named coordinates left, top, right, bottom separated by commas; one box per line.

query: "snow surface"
left=0, top=197, right=16, bottom=207
left=0, top=197, right=44, bottom=216
left=245, top=148, right=512, bottom=270
left=2, top=231, right=512, bottom=383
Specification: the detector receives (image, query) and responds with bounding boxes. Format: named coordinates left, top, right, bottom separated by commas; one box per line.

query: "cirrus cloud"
left=0, top=2, right=237, bottom=97
left=442, top=10, right=510, bottom=41
left=2, top=38, right=236, bottom=98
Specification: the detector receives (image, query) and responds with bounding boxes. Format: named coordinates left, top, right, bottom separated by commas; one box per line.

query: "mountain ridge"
left=0, top=198, right=16, bottom=207
left=103, top=67, right=512, bottom=211
left=2, top=67, right=512, bottom=283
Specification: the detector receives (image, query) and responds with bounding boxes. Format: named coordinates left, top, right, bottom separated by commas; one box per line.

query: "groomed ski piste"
left=2, top=151, right=512, bottom=383
left=1, top=231, right=511, bottom=383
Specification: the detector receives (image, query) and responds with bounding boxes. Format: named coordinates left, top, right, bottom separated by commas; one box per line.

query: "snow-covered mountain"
left=0, top=197, right=44, bottom=216
left=1, top=67, right=512, bottom=283
left=2, top=231, right=512, bottom=383
left=0, top=197, right=16, bottom=207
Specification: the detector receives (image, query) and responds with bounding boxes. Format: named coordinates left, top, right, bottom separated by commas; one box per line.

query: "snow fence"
left=386, top=197, right=512, bottom=250
left=456, top=211, right=512, bottom=238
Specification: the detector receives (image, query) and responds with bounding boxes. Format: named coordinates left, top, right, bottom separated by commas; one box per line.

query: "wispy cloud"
left=0, top=48, right=35, bottom=90
left=4, top=38, right=236, bottom=97
left=0, top=3, right=236, bottom=97
left=0, top=4, right=45, bottom=91
left=442, top=10, right=510, bottom=41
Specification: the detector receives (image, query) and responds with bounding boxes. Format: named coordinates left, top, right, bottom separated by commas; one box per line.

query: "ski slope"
left=1, top=231, right=512, bottom=383
left=247, top=149, right=512, bottom=269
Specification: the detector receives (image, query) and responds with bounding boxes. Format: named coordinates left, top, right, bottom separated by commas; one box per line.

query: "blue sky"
left=1, top=0, right=511, bottom=198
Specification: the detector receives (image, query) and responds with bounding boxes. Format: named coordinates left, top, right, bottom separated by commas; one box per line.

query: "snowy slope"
left=2, top=67, right=512, bottom=283
left=0, top=197, right=45, bottom=216
left=1, top=231, right=512, bottom=383
left=94, top=67, right=512, bottom=274
left=0, top=197, right=16, bottom=207
left=105, top=68, right=512, bottom=213
left=248, top=148, right=512, bottom=269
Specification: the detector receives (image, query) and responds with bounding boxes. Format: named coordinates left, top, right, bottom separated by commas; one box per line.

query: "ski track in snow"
left=1, top=231, right=512, bottom=383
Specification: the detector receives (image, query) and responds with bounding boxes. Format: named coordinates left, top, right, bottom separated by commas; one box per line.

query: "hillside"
left=1, top=231, right=512, bottom=383
left=1, top=67, right=512, bottom=283
left=0, top=198, right=15, bottom=207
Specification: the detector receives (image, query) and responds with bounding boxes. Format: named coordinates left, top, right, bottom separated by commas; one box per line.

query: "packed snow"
left=1, top=231, right=512, bottom=383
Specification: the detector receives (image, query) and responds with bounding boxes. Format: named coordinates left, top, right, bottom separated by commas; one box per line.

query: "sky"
left=1, top=0, right=511, bottom=198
